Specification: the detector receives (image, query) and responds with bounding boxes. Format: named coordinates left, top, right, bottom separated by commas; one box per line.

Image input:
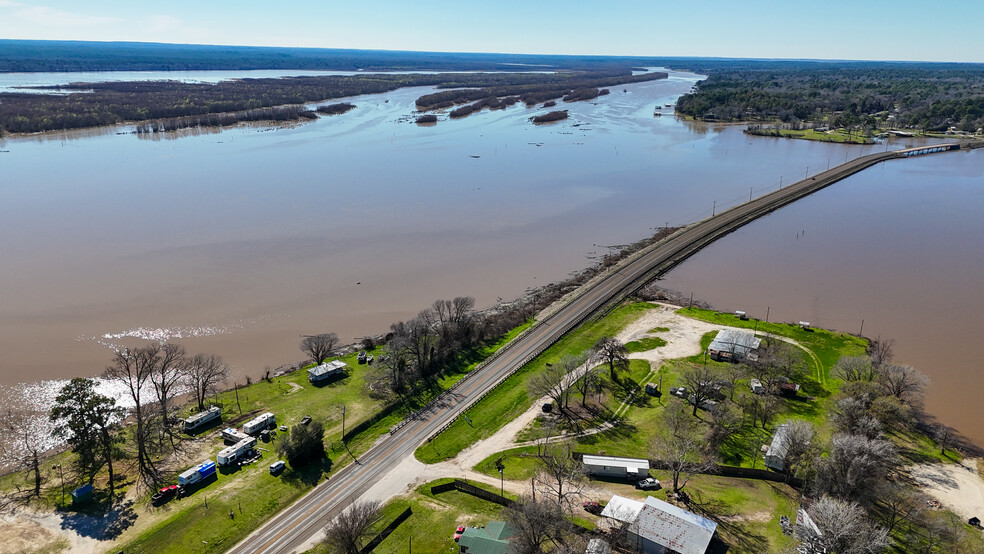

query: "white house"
left=582, top=455, right=650, bottom=479
left=707, top=329, right=761, bottom=363
left=308, top=360, right=347, bottom=383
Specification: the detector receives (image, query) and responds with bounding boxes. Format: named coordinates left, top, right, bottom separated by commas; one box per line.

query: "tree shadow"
left=58, top=498, right=137, bottom=540
left=279, top=455, right=332, bottom=488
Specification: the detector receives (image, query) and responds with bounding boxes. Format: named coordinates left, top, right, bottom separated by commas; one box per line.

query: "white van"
left=269, top=460, right=286, bottom=475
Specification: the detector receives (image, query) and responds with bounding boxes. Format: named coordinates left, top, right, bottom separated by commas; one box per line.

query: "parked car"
left=454, top=525, right=465, bottom=542
left=583, top=501, right=602, bottom=514
left=636, top=477, right=661, bottom=490
left=269, top=460, right=286, bottom=475
left=151, top=484, right=180, bottom=504
left=300, top=415, right=312, bottom=426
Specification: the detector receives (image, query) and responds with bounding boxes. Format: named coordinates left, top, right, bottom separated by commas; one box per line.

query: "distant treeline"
left=316, top=102, right=356, bottom=115
left=532, top=110, right=569, bottom=124
left=0, top=39, right=678, bottom=73
left=676, top=66, right=984, bottom=132
left=416, top=74, right=662, bottom=111
left=0, top=71, right=661, bottom=134
left=135, top=105, right=316, bottom=133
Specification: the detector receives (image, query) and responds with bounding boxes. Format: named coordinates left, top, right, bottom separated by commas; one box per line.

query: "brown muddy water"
left=660, top=147, right=984, bottom=446
left=1, top=69, right=980, bottom=445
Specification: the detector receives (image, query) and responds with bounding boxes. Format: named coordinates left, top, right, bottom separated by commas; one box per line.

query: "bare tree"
left=753, top=340, right=808, bottom=385
left=832, top=395, right=882, bottom=439
left=741, top=393, right=782, bottom=429
left=705, top=403, right=745, bottom=451
left=594, top=336, right=628, bottom=382
left=796, top=496, right=889, bottom=554
left=321, top=500, right=382, bottom=554
left=867, top=336, right=894, bottom=368
left=876, top=482, right=925, bottom=534
left=149, top=343, right=185, bottom=450
left=680, top=364, right=722, bottom=416
left=572, top=351, right=600, bottom=408
left=835, top=356, right=878, bottom=382
left=534, top=443, right=590, bottom=513
left=777, top=419, right=817, bottom=479
left=103, top=344, right=165, bottom=487
left=724, top=363, right=747, bottom=401
left=878, top=364, right=929, bottom=406
left=503, top=496, right=578, bottom=553
left=182, top=353, right=229, bottom=412
left=813, top=433, right=898, bottom=501
left=300, top=332, right=340, bottom=365
left=650, top=406, right=716, bottom=493
left=0, top=407, right=55, bottom=498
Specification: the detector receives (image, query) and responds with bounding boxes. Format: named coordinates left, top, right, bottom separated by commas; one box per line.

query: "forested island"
left=675, top=62, right=984, bottom=135
left=0, top=70, right=664, bottom=134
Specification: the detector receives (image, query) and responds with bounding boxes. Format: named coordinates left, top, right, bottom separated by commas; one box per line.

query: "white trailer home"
left=243, top=412, right=276, bottom=435
left=582, top=455, right=650, bottom=479
left=217, top=436, right=257, bottom=466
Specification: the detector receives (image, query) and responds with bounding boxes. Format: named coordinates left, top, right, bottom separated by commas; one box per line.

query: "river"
left=1, top=68, right=980, bottom=444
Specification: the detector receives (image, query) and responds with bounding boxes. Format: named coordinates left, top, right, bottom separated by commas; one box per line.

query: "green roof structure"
left=457, top=521, right=515, bottom=554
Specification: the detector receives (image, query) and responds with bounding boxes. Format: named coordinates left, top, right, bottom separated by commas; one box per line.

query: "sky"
left=1, top=0, right=983, bottom=63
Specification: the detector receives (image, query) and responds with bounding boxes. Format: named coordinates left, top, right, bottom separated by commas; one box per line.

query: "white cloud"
left=3, top=2, right=119, bottom=27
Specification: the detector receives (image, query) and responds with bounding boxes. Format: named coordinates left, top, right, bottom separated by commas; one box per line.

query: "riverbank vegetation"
left=315, top=102, right=355, bottom=115
left=676, top=63, right=984, bottom=140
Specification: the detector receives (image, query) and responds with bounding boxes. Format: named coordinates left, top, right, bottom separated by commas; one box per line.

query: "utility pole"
left=779, top=175, right=783, bottom=189
left=341, top=405, right=346, bottom=441
left=712, top=200, right=716, bottom=216
left=766, top=306, right=770, bottom=324
left=749, top=187, right=753, bottom=202
left=859, top=319, right=864, bottom=337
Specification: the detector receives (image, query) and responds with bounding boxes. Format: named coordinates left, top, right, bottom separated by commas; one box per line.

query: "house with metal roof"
left=707, top=329, right=761, bottom=363
left=457, top=521, right=515, bottom=554
left=308, top=360, right=347, bottom=383
left=582, top=455, right=650, bottom=479
left=602, top=495, right=717, bottom=554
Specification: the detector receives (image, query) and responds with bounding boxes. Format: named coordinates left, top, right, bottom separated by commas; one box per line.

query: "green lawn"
left=414, top=303, right=660, bottom=464
left=625, top=336, right=667, bottom=353
left=305, top=478, right=509, bottom=554
left=115, top=321, right=533, bottom=552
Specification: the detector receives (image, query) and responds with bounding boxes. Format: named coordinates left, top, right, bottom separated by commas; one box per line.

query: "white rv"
left=243, top=412, right=276, bottom=435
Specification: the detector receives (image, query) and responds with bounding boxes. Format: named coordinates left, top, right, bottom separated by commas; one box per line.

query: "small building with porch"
left=764, top=423, right=791, bottom=471
left=457, top=521, right=515, bottom=554
left=308, top=360, right=347, bottom=383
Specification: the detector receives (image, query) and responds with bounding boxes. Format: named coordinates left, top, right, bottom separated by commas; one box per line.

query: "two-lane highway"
left=230, top=142, right=973, bottom=553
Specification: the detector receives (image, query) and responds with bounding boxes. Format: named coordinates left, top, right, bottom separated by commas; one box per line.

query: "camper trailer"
left=217, top=437, right=257, bottom=466
left=178, top=460, right=217, bottom=486
left=243, top=412, right=276, bottom=435
left=183, top=406, right=221, bottom=432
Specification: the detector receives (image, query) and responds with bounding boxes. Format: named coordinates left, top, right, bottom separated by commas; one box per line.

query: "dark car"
left=300, top=415, right=312, bottom=426
left=151, top=484, right=179, bottom=504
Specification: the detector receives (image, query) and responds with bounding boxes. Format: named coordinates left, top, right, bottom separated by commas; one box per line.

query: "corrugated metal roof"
left=582, top=455, right=650, bottom=472
left=309, top=360, right=347, bottom=377
left=708, top=329, right=761, bottom=358
left=765, top=423, right=791, bottom=469
left=601, top=494, right=645, bottom=523
left=636, top=497, right=717, bottom=554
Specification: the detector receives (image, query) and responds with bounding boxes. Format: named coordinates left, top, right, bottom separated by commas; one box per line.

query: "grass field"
left=414, top=303, right=659, bottom=464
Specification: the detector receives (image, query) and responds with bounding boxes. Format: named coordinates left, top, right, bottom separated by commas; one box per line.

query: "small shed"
left=71, top=483, right=94, bottom=505
left=585, top=538, right=612, bottom=554
left=764, top=423, right=791, bottom=471
left=308, top=360, right=347, bottom=383
left=707, top=329, right=761, bottom=363
left=582, top=455, right=650, bottom=479
left=601, top=494, right=645, bottom=523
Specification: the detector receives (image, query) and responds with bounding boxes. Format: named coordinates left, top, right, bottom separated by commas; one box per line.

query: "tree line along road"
left=229, top=141, right=978, bottom=554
